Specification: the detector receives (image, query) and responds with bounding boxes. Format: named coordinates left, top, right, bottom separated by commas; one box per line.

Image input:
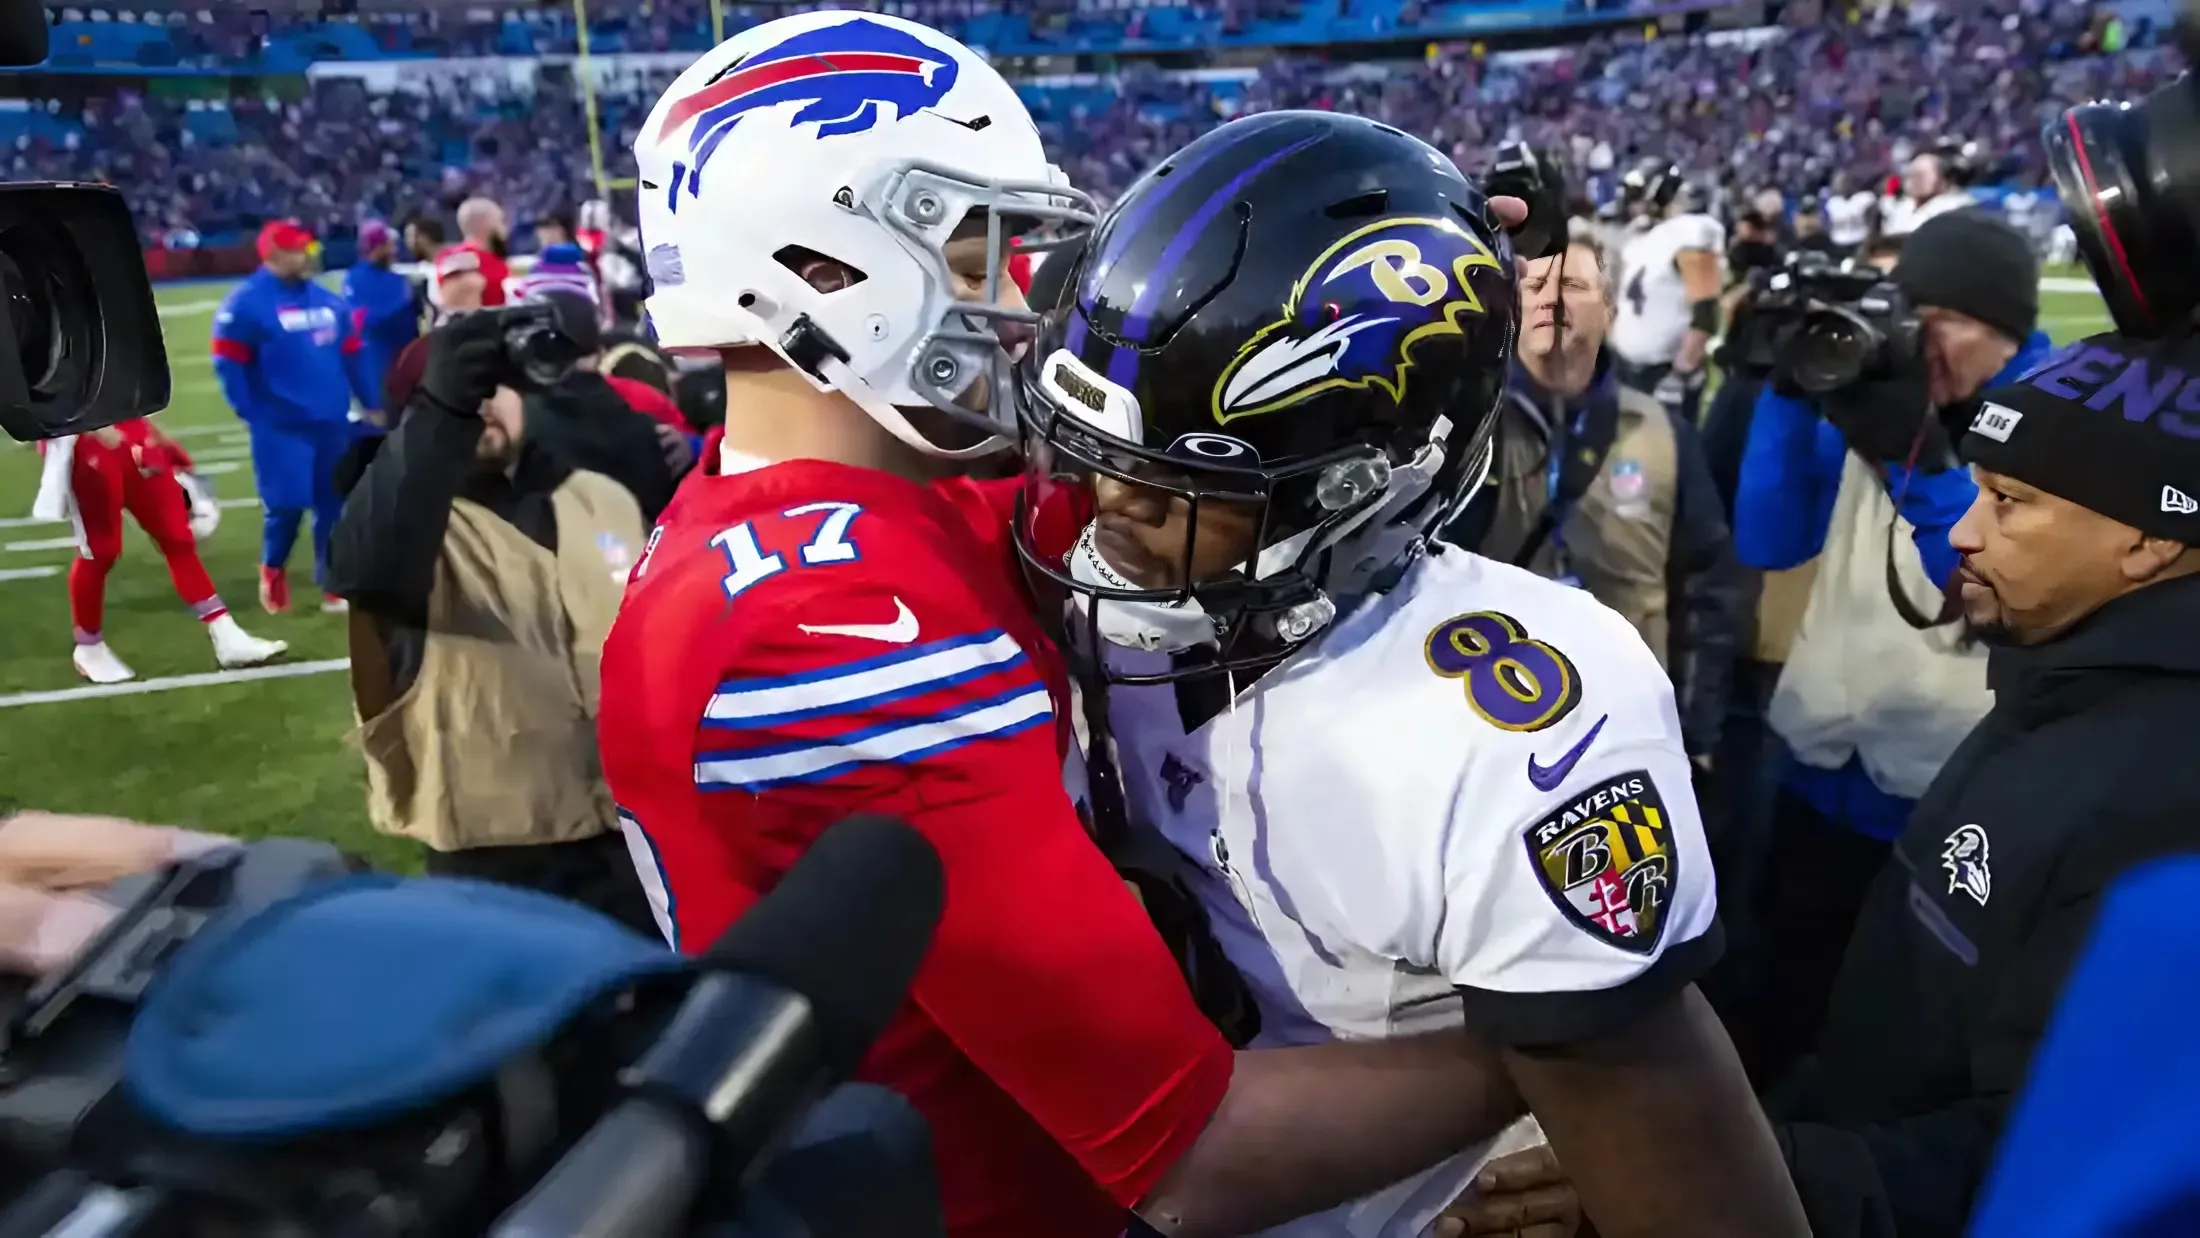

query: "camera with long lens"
left=2042, top=7, right=2200, bottom=337
left=0, top=4, right=167, bottom=445
left=1735, top=251, right=1923, bottom=394
left=488, top=302, right=584, bottom=392
left=1485, top=142, right=1570, bottom=261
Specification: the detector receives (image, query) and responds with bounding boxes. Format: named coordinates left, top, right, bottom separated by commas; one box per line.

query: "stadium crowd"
left=13, top=0, right=2166, bottom=248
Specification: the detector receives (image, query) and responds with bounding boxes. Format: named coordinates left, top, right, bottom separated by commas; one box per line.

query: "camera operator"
left=1729, top=209, right=2055, bottom=1085
left=325, top=310, right=655, bottom=934
left=1766, top=331, right=2200, bottom=1236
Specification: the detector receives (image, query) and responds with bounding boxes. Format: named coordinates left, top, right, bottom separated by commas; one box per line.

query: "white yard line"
left=192, top=461, right=242, bottom=476
left=188, top=446, right=252, bottom=462
left=4, top=536, right=76, bottom=552
left=0, top=565, right=59, bottom=582
left=0, top=658, right=351, bottom=709
left=0, top=497, right=257, bottom=530
left=158, top=300, right=222, bottom=317
left=2039, top=277, right=2104, bottom=295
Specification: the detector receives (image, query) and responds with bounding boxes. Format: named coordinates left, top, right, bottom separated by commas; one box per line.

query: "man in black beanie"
left=1758, top=329, right=2200, bottom=1237
left=1725, top=208, right=2057, bottom=1098
left=1815, top=208, right=2044, bottom=464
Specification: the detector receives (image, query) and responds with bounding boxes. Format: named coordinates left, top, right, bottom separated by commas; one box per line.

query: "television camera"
left=2043, top=0, right=2200, bottom=338
left=1725, top=250, right=1922, bottom=395
left=0, top=819, right=948, bottom=1238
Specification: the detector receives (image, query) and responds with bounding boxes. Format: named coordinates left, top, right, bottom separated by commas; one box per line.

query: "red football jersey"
left=434, top=241, right=510, bottom=307
left=598, top=460, right=1232, bottom=1238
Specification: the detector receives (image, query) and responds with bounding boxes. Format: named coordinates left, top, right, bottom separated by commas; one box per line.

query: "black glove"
left=1816, top=347, right=1954, bottom=469
left=414, top=310, right=508, bottom=420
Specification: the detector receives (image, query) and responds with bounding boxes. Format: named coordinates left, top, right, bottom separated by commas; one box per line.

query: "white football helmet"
left=635, top=12, right=1093, bottom=458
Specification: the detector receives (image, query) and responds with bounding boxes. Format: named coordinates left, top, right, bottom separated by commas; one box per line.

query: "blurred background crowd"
left=13, top=0, right=2169, bottom=252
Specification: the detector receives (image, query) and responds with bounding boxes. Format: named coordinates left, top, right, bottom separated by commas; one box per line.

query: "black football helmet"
left=1621, top=158, right=1692, bottom=215
left=1012, top=110, right=1518, bottom=684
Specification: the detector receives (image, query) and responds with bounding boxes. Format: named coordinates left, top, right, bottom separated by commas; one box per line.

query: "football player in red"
left=31, top=418, right=287, bottom=683
left=601, top=15, right=1547, bottom=1238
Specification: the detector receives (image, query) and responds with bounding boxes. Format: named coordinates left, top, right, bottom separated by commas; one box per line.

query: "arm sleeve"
left=1878, top=463, right=1977, bottom=590
left=666, top=576, right=1234, bottom=1207
left=324, top=401, right=483, bottom=628
left=1733, top=386, right=1839, bottom=570
left=1665, top=412, right=1744, bottom=758
left=210, top=300, right=262, bottom=422
left=1440, top=660, right=1723, bottom=1048
left=338, top=298, right=377, bottom=410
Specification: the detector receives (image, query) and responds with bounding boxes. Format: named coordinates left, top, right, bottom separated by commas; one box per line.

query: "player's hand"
left=654, top=422, right=695, bottom=475
left=1489, top=195, right=1529, bottom=232
left=1431, top=1145, right=1584, bottom=1238
left=417, top=309, right=509, bottom=418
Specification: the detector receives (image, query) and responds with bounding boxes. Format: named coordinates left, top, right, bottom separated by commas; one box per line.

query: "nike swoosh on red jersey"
left=798, top=597, right=920, bottom=645
left=1527, top=713, right=1610, bottom=792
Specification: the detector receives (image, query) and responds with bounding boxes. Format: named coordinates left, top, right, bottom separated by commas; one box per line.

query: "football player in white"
left=1608, top=160, right=1724, bottom=421
left=1015, top=111, right=1807, bottom=1237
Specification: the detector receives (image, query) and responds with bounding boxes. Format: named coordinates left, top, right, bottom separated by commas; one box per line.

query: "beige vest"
left=1767, top=454, right=1991, bottom=799
left=352, top=469, right=644, bottom=852
left=1486, top=385, right=1680, bottom=667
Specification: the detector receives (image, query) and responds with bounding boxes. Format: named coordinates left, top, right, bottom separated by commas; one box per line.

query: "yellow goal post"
left=573, top=0, right=728, bottom=197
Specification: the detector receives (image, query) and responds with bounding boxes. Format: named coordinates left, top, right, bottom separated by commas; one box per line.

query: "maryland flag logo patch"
left=1523, top=769, right=1675, bottom=955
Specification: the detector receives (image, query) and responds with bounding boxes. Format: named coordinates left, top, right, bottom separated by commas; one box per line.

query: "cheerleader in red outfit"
left=31, top=418, right=288, bottom=684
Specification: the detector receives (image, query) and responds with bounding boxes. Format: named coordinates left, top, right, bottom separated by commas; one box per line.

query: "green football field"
left=0, top=271, right=2116, bottom=866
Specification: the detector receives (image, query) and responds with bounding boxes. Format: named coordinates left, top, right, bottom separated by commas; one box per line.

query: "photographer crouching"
left=326, top=308, right=657, bottom=935
left=1727, top=209, right=2055, bottom=1085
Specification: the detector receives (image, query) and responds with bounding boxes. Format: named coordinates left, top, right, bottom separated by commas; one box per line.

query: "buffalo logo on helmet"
left=656, top=17, right=959, bottom=176
left=1209, top=216, right=1503, bottom=427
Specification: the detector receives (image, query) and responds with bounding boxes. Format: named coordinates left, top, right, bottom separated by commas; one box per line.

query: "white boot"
left=208, top=612, right=288, bottom=669
left=73, top=640, right=136, bottom=685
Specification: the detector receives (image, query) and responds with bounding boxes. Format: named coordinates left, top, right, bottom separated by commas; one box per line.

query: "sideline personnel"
left=327, top=312, right=654, bottom=934
left=1769, top=330, right=2200, bottom=1235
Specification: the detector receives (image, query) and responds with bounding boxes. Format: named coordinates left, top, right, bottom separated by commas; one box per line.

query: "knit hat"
left=1892, top=209, right=2040, bottom=344
left=256, top=219, right=316, bottom=260
left=1961, top=330, right=2200, bottom=543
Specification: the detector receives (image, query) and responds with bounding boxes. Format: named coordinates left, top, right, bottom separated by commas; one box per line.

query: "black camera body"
left=2044, top=5, right=2200, bottom=337
left=1735, top=251, right=1923, bottom=394
left=492, top=301, right=586, bottom=393
left=1485, top=141, right=1571, bottom=262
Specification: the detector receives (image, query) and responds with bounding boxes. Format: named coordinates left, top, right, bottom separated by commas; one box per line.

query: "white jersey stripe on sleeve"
left=696, top=683, right=1052, bottom=793
left=704, top=629, right=1026, bottom=729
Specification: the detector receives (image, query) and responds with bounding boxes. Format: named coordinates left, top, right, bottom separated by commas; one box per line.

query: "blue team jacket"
left=340, top=260, right=419, bottom=403
left=1733, top=331, right=2054, bottom=839
left=212, top=267, right=377, bottom=427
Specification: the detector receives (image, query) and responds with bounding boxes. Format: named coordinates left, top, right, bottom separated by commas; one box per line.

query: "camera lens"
left=0, top=244, right=60, bottom=392
left=2044, top=79, right=2200, bottom=338
left=1790, top=307, right=1877, bottom=395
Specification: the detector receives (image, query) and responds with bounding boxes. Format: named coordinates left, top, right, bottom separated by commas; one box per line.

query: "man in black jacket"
left=1769, top=329, right=2200, bottom=1236
left=327, top=313, right=654, bottom=934
left=519, top=291, right=683, bottom=521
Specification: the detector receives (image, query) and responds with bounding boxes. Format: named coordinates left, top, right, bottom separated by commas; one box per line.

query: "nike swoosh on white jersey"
left=798, top=598, right=920, bottom=645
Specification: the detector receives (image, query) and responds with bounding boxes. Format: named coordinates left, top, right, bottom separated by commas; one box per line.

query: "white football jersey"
left=1610, top=212, right=1724, bottom=368
left=1882, top=191, right=1975, bottom=238
left=1103, top=546, right=1720, bottom=1238
left=1826, top=191, right=1877, bottom=247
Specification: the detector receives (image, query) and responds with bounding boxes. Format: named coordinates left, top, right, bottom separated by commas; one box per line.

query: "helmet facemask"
left=1013, top=352, right=1465, bottom=686
left=748, top=159, right=1095, bottom=460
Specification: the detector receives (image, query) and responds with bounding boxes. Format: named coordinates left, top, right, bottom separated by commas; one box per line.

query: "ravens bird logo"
left=1210, top=216, right=1502, bottom=426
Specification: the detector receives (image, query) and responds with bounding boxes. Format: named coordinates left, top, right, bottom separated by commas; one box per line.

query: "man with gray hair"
left=1450, top=224, right=1745, bottom=777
